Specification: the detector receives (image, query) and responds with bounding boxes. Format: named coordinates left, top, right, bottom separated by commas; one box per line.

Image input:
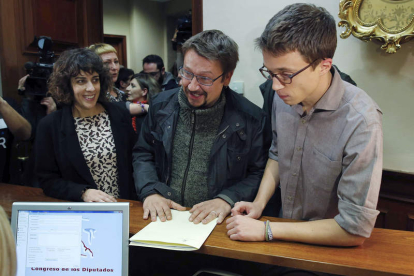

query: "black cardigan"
left=35, top=102, right=137, bottom=201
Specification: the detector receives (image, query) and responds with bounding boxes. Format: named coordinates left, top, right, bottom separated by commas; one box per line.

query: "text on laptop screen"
left=15, top=210, right=123, bottom=276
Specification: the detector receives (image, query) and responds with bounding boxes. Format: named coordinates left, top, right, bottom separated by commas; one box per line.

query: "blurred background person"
left=0, top=206, right=17, bottom=276
left=0, top=96, right=31, bottom=183
left=142, top=54, right=178, bottom=91
left=126, top=73, right=161, bottom=135
left=89, top=43, right=125, bottom=102
left=115, top=67, right=134, bottom=94
left=17, top=74, right=57, bottom=187
left=171, top=12, right=192, bottom=75
left=35, top=48, right=136, bottom=202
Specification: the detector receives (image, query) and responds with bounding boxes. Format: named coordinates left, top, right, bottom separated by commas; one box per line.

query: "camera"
left=172, top=14, right=192, bottom=51
left=21, top=36, right=55, bottom=97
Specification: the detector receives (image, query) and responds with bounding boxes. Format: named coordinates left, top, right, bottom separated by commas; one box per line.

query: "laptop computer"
left=11, top=202, right=129, bottom=276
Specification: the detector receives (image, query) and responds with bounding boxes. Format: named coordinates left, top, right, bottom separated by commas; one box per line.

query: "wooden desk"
left=1, top=183, right=414, bottom=276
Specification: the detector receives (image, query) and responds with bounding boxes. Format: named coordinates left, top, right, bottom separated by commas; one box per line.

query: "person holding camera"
left=35, top=48, right=137, bottom=202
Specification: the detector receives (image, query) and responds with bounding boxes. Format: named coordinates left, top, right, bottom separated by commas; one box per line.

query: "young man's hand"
left=231, top=201, right=264, bottom=219
left=226, top=215, right=266, bottom=241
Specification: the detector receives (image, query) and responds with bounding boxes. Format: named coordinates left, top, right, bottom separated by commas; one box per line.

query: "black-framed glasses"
left=259, top=59, right=321, bottom=85
left=179, top=67, right=224, bottom=86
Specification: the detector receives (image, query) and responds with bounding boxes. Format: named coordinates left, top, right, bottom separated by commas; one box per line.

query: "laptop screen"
left=11, top=202, right=129, bottom=276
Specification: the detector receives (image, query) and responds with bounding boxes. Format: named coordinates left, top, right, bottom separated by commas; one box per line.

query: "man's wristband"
left=264, top=220, right=273, bottom=241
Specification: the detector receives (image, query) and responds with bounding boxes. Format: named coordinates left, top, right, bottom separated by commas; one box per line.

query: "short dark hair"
left=115, top=67, right=134, bottom=88
left=142, top=55, right=164, bottom=71
left=181, top=29, right=239, bottom=77
left=256, top=3, right=337, bottom=67
left=48, top=48, right=111, bottom=105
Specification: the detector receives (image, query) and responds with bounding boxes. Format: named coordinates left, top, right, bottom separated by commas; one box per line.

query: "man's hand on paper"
left=226, top=215, right=266, bottom=241
left=189, top=198, right=231, bottom=225
left=143, top=194, right=186, bottom=222
left=230, top=201, right=264, bottom=219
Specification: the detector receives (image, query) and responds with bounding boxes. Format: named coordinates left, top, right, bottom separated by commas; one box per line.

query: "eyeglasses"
left=259, top=59, right=321, bottom=85
left=179, top=67, right=224, bottom=86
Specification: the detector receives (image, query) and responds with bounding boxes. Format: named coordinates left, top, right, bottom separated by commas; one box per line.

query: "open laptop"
left=11, top=202, right=129, bottom=276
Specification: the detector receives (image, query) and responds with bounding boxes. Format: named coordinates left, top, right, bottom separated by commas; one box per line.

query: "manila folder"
left=129, top=210, right=217, bottom=251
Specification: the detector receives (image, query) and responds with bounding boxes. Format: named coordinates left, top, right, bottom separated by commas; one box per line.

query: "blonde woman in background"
left=89, top=43, right=125, bottom=102
left=0, top=206, right=17, bottom=276
left=89, top=43, right=149, bottom=116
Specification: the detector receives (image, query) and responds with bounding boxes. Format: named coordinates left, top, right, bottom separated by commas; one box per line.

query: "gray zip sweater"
left=169, top=89, right=225, bottom=207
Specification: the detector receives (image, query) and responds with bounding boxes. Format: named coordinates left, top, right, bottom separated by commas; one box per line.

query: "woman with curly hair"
left=126, top=73, right=160, bottom=134
left=35, top=48, right=137, bottom=202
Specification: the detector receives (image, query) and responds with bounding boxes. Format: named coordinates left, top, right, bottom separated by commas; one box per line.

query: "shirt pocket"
left=226, top=148, right=249, bottom=181
left=304, top=147, right=342, bottom=219
left=226, top=129, right=250, bottom=181
left=309, top=147, right=342, bottom=193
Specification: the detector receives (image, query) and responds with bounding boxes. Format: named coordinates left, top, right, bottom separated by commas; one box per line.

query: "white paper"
left=129, top=210, right=217, bottom=251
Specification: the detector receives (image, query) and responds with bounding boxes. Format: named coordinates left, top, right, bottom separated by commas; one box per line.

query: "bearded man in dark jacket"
left=133, top=30, right=269, bottom=225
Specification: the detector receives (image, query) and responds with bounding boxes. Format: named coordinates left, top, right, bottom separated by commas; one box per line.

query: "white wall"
left=103, top=0, right=190, bottom=73
left=103, top=0, right=132, bottom=68
left=129, top=0, right=165, bottom=72
left=204, top=0, right=414, bottom=173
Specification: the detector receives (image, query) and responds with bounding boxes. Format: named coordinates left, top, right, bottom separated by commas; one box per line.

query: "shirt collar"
left=313, top=67, right=345, bottom=111
left=292, top=67, right=345, bottom=116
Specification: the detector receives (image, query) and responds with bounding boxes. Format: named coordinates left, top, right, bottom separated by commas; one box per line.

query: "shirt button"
left=296, top=147, right=302, bottom=151
left=167, top=125, right=171, bottom=129
left=292, top=172, right=297, bottom=176
left=287, top=196, right=293, bottom=201
left=301, top=119, right=306, bottom=124
left=236, top=123, right=240, bottom=127
left=222, top=134, right=226, bottom=139
left=167, top=192, right=171, bottom=196
left=237, top=156, right=241, bottom=161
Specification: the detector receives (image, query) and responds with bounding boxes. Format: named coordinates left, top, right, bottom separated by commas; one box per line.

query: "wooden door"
left=104, top=34, right=127, bottom=68
left=0, top=0, right=103, bottom=101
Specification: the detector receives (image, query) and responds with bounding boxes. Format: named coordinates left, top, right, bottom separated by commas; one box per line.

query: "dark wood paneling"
left=376, top=170, right=414, bottom=231
left=0, top=0, right=103, bottom=101
left=192, top=0, right=203, bottom=35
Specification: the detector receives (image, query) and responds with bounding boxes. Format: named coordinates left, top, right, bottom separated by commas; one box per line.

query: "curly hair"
left=48, top=48, right=111, bottom=105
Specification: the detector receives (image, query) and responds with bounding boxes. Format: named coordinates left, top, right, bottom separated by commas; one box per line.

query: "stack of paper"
left=129, top=210, right=218, bottom=251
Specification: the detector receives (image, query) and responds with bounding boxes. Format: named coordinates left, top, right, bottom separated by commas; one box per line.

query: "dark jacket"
left=35, top=102, right=137, bottom=201
left=133, top=87, right=269, bottom=205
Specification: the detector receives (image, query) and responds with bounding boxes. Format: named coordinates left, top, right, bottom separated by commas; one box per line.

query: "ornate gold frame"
left=338, top=0, right=414, bottom=53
